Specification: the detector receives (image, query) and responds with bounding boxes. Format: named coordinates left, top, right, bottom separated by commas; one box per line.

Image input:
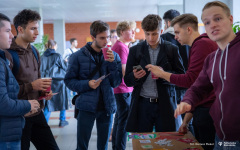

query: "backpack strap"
left=7, top=50, right=20, bottom=77
left=69, top=48, right=74, bottom=54
left=7, top=45, right=39, bottom=77
left=31, top=45, right=39, bottom=63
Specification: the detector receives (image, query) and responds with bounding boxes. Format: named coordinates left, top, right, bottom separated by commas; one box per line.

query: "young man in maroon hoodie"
left=5, top=9, right=59, bottom=150
left=146, top=13, right=218, bottom=150
left=174, top=1, right=240, bottom=149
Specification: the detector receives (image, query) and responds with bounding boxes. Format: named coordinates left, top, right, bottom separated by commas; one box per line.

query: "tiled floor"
left=29, top=107, right=133, bottom=150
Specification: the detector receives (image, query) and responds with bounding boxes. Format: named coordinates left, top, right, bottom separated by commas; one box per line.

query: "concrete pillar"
left=31, top=7, right=44, bottom=44
left=233, top=0, right=240, bottom=23
left=54, top=20, right=66, bottom=56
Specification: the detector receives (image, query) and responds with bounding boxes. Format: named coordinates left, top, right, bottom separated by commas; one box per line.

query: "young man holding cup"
left=124, top=14, right=185, bottom=133
left=5, top=9, right=59, bottom=150
left=64, top=20, right=122, bottom=150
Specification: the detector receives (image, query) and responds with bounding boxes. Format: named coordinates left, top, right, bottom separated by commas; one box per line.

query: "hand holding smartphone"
left=133, top=65, right=143, bottom=72
left=94, top=73, right=111, bottom=83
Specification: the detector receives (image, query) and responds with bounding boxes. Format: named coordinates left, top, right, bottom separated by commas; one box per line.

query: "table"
left=131, top=131, right=204, bottom=150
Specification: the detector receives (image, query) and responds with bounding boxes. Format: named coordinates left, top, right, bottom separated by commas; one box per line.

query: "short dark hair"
left=13, top=9, right=41, bottom=34
left=163, top=9, right=180, bottom=22
left=141, top=14, right=162, bottom=31
left=0, top=13, right=10, bottom=28
left=46, top=39, right=57, bottom=49
left=90, top=20, right=109, bottom=38
left=70, top=38, right=77, bottom=44
left=171, top=13, right=198, bottom=31
left=110, top=29, right=116, bottom=34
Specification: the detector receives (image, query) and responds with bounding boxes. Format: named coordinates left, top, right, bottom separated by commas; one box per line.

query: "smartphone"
left=133, top=65, right=143, bottom=72
left=94, top=73, right=111, bottom=83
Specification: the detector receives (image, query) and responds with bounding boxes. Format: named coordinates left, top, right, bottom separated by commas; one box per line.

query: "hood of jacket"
left=43, top=48, right=56, bottom=57
left=7, top=38, right=40, bottom=101
left=192, top=33, right=209, bottom=46
left=210, top=31, right=240, bottom=84
left=9, top=38, right=38, bottom=70
left=163, top=27, right=175, bottom=35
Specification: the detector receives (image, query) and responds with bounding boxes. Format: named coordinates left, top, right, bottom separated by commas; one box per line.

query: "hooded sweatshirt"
left=171, top=33, right=218, bottom=108
left=6, top=39, right=43, bottom=115
left=182, top=31, right=240, bottom=141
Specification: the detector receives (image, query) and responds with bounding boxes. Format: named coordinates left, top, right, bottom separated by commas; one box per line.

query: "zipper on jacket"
left=218, top=50, right=226, bottom=140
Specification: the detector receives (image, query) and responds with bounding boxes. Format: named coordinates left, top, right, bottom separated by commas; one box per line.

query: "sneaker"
left=59, top=120, right=69, bottom=127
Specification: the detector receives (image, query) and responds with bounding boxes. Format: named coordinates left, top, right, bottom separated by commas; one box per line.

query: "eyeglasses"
left=110, top=36, right=118, bottom=39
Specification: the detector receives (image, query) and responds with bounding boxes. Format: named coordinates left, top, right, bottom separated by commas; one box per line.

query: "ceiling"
left=0, top=0, right=183, bottom=23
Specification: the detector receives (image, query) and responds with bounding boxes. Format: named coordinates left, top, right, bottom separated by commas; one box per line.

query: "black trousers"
left=193, top=107, right=215, bottom=150
left=21, top=111, right=59, bottom=150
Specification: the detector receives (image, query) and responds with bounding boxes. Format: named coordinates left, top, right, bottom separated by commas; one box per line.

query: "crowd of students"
left=0, top=1, right=239, bottom=150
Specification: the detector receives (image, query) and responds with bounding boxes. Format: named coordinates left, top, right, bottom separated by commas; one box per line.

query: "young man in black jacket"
left=124, top=14, right=185, bottom=132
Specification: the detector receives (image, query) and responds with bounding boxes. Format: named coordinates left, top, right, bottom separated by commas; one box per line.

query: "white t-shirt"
left=63, top=47, right=78, bottom=60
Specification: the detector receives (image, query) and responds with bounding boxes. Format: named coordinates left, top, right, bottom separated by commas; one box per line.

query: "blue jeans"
left=214, top=135, right=240, bottom=150
left=43, top=106, right=66, bottom=122
left=0, top=140, right=21, bottom=150
left=77, top=110, right=113, bottom=150
left=112, top=93, right=131, bottom=150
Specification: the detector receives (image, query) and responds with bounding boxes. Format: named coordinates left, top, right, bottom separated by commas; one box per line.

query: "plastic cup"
left=102, top=47, right=109, bottom=60
left=151, top=72, right=158, bottom=79
left=102, top=45, right=111, bottom=60
left=42, top=77, right=52, bottom=92
left=151, top=66, right=161, bottom=79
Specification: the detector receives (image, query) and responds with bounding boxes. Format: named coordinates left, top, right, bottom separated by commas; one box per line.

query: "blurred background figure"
left=111, top=21, right=135, bottom=150
left=63, top=38, right=78, bottom=62
left=110, top=29, right=118, bottom=46
left=40, top=40, right=69, bottom=127
left=161, top=9, right=193, bottom=135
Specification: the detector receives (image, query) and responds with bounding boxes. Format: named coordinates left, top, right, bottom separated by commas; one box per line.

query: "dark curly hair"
left=90, top=20, right=109, bottom=38
left=13, top=9, right=41, bottom=34
left=141, top=14, right=162, bottom=31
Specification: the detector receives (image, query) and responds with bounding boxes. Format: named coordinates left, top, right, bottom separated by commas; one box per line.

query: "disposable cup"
left=42, top=77, right=52, bottom=92
left=102, top=47, right=109, bottom=60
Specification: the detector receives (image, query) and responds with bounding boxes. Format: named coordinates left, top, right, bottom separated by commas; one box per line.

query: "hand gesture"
left=174, top=102, right=192, bottom=118
left=106, top=50, right=115, bottom=62
left=28, top=100, right=40, bottom=111
left=25, top=100, right=40, bottom=117
left=133, top=69, right=146, bottom=79
left=178, top=122, right=188, bottom=134
left=89, top=80, right=102, bottom=89
left=44, top=90, right=53, bottom=100
left=31, top=78, right=51, bottom=91
left=145, top=64, right=163, bottom=78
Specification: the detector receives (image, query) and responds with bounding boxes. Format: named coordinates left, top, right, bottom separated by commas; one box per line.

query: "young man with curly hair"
left=5, top=9, right=59, bottom=150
